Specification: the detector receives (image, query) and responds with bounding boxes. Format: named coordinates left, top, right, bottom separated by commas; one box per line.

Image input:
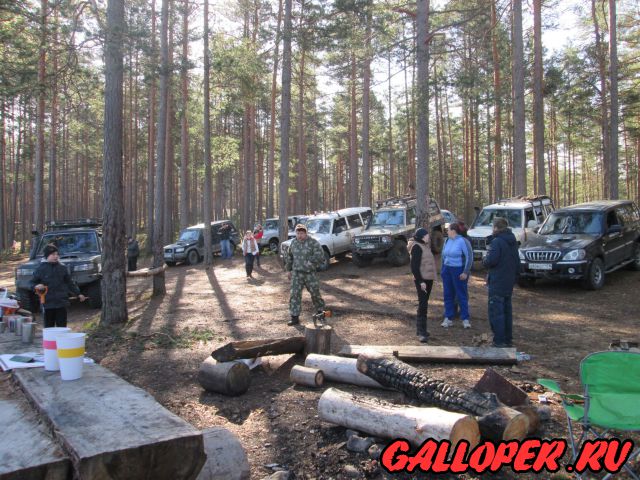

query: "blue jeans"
left=441, top=265, right=469, bottom=320
left=220, top=239, right=232, bottom=259
left=488, top=295, right=513, bottom=346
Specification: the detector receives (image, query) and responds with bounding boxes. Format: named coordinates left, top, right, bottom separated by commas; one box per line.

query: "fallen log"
left=339, top=344, right=517, bottom=365
left=127, top=264, right=168, bottom=277
left=318, top=388, right=480, bottom=448
left=198, top=358, right=251, bottom=396
left=211, top=336, right=305, bottom=362
left=304, top=324, right=332, bottom=355
left=305, top=354, right=385, bottom=389
left=356, top=352, right=531, bottom=440
left=474, top=368, right=530, bottom=407
left=290, top=365, right=324, bottom=387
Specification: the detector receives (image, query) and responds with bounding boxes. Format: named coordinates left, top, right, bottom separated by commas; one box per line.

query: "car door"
left=211, top=225, right=221, bottom=253
left=346, top=214, right=364, bottom=244
left=616, top=206, right=636, bottom=262
left=332, top=217, right=349, bottom=254
left=604, top=209, right=626, bottom=267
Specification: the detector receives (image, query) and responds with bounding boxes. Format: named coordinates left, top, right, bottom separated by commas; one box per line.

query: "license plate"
left=164, top=254, right=172, bottom=259
left=529, top=263, right=552, bottom=270
left=360, top=244, right=375, bottom=249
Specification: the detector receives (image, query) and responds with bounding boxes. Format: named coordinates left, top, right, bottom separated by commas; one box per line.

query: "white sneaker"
left=462, top=319, right=471, bottom=329
left=441, top=318, right=453, bottom=328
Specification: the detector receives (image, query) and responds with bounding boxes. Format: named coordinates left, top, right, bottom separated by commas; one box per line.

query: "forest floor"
left=1, top=252, right=639, bottom=479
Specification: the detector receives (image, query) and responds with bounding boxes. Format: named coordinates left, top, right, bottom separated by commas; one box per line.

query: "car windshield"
left=539, top=212, right=603, bottom=235
left=474, top=208, right=522, bottom=229
left=370, top=210, right=405, bottom=226
left=306, top=219, right=331, bottom=234
left=179, top=229, right=200, bottom=242
left=264, top=220, right=278, bottom=230
left=37, top=232, right=99, bottom=256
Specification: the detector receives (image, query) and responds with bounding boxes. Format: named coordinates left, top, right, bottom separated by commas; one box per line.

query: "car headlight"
left=381, top=236, right=392, bottom=244
left=175, top=247, right=185, bottom=253
left=74, top=263, right=95, bottom=271
left=562, top=249, right=586, bottom=261
left=16, top=268, right=35, bottom=277
left=518, top=249, right=525, bottom=260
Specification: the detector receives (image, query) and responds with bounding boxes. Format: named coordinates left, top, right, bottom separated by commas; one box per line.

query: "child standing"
left=242, top=231, right=260, bottom=279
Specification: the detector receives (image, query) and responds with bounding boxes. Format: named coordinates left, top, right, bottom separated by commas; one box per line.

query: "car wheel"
left=628, top=243, right=640, bottom=271
left=517, top=277, right=536, bottom=288
left=17, top=288, right=36, bottom=313
left=430, top=229, right=445, bottom=255
left=187, top=249, right=200, bottom=265
left=582, top=257, right=605, bottom=290
left=352, top=252, right=373, bottom=268
left=317, top=249, right=331, bottom=271
left=165, top=261, right=177, bottom=267
left=269, top=238, right=279, bottom=253
left=387, top=240, right=409, bottom=267
left=87, top=281, right=102, bottom=309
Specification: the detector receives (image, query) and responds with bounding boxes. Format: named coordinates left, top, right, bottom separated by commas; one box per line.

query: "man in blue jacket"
left=482, top=217, right=520, bottom=347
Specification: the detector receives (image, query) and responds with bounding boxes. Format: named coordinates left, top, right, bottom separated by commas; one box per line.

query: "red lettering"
left=532, top=439, right=566, bottom=472
left=380, top=439, right=410, bottom=472
left=513, top=439, right=540, bottom=472
left=574, top=440, right=608, bottom=473
left=405, top=439, right=438, bottom=472
left=450, top=441, right=471, bottom=473
left=602, top=439, right=634, bottom=473
left=490, top=440, right=519, bottom=472
left=431, top=440, right=452, bottom=473
left=468, top=442, right=496, bottom=473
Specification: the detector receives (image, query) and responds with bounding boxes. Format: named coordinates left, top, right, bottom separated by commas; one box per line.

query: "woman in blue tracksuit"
left=441, top=222, right=473, bottom=329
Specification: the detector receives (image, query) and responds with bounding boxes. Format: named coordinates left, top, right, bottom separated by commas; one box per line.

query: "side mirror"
left=607, top=225, right=622, bottom=235
left=527, top=219, right=538, bottom=229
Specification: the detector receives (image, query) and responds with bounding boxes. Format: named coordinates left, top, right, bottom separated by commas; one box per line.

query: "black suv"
left=163, top=220, right=240, bottom=266
left=15, top=219, right=103, bottom=311
left=518, top=200, right=640, bottom=289
left=351, top=195, right=446, bottom=267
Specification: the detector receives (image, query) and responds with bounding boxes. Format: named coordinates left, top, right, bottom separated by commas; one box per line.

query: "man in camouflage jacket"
left=285, top=224, right=326, bottom=325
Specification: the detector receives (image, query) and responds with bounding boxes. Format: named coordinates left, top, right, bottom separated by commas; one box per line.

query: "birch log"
left=290, top=366, right=324, bottom=387
left=305, top=354, right=384, bottom=389
left=318, top=388, right=480, bottom=448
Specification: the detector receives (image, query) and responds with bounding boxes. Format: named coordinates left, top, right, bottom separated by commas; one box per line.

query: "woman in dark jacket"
left=408, top=228, right=437, bottom=343
left=30, top=243, right=86, bottom=328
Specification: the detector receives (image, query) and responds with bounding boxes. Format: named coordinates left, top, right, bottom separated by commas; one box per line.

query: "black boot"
left=288, top=315, right=299, bottom=326
left=417, top=315, right=429, bottom=343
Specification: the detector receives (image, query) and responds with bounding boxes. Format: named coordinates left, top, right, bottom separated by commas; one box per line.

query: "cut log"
left=199, top=357, right=251, bottom=396
left=13, top=365, right=205, bottom=480
left=211, top=336, right=305, bottom=362
left=196, top=427, right=250, bottom=480
left=477, top=406, right=530, bottom=442
left=290, top=365, right=324, bottom=387
left=515, top=405, right=542, bottom=435
left=318, top=388, right=480, bottom=448
left=305, top=354, right=385, bottom=389
left=339, top=344, right=517, bottom=365
left=257, top=354, right=296, bottom=376
left=473, top=368, right=530, bottom=407
left=304, top=324, right=332, bottom=355
left=127, top=264, right=168, bottom=277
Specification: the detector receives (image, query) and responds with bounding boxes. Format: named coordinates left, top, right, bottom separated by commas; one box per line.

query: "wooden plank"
left=0, top=377, right=70, bottom=480
left=338, top=345, right=517, bottom=365
left=211, top=336, right=305, bottom=362
left=13, top=364, right=205, bottom=480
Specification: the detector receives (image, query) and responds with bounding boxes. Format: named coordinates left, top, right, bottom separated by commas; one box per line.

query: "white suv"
left=280, top=207, right=372, bottom=271
left=467, top=196, right=555, bottom=261
left=259, top=215, right=307, bottom=252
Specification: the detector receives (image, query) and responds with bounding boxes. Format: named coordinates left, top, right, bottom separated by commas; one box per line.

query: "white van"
left=279, top=207, right=373, bottom=271
left=467, top=196, right=555, bottom=260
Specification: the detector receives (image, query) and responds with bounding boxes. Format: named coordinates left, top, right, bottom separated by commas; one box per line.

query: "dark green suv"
left=351, top=196, right=446, bottom=267
left=15, top=219, right=103, bottom=311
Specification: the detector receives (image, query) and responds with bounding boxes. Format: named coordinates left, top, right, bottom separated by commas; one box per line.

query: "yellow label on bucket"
left=57, top=347, right=85, bottom=358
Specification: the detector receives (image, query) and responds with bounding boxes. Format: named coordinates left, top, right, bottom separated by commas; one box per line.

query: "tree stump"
left=290, top=365, right=324, bottom=387
left=304, top=324, right=332, bottom=355
left=198, top=358, right=251, bottom=396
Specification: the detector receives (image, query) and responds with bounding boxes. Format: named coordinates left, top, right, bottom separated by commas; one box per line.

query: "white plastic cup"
left=43, top=327, right=71, bottom=371
left=56, top=332, right=86, bottom=381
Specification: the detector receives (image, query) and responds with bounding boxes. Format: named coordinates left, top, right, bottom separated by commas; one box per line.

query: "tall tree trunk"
left=153, top=0, right=170, bottom=295
left=296, top=31, right=307, bottom=215
left=491, top=0, right=503, bottom=200
left=415, top=0, right=430, bottom=226
left=532, top=0, right=545, bottom=195
left=267, top=0, right=283, bottom=219
left=0, top=103, right=5, bottom=249
left=164, top=11, right=175, bottom=244
left=34, top=0, right=47, bottom=233
left=361, top=6, right=372, bottom=208
left=49, top=7, right=58, bottom=222
left=387, top=50, right=396, bottom=198
left=147, top=0, right=157, bottom=253
left=203, top=0, right=213, bottom=264
left=179, top=0, right=190, bottom=230
left=592, top=0, right=609, bottom=198
left=278, top=0, right=292, bottom=242
left=608, top=0, right=618, bottom=199
left=349, top=53, right=358, bottom=207
left=101, top=0, right=128, bottom=325
left=511, top=0, right=526, bottom=196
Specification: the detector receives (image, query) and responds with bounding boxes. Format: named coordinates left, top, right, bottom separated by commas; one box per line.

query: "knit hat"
left=414, top=228, right=428, bottom=241
left=43, top=243, right=59, bottom=258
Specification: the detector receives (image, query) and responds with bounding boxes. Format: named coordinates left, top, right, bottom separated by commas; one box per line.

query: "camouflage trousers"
left=289, top=270, right=325, bottom=317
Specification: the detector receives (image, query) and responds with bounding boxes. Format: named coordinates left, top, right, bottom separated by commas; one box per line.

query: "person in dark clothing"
left=482, top=217, right=520, bottom=347
left=219, top=224, right=233, bottom=259
left=408, top=228, right=437, bottom=343
left=127, top=236, right=140, bottom=272
left=30, top=243, right=86, bottom=328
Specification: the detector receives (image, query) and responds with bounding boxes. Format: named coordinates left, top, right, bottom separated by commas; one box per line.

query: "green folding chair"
left=539, top=351, right=640, bottom=479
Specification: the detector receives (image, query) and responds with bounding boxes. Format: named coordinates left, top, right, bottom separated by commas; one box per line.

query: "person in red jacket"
left=253, top=224, right=263, bottom=266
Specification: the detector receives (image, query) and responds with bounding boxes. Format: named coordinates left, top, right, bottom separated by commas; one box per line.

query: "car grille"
left=525, top=251, right=561, bottom=262
left=164, top=248, right=172, bottom=254
left=355, top=236, right=381, bottom=244
left=470, top=236, right=486, bottom=250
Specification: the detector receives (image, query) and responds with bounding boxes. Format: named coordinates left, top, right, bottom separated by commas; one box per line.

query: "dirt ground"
left=1, top=252, right=639, bottom=479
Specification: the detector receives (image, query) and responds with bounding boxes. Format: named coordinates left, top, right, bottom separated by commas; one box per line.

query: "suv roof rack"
left=45, top=218, right=103, bottom=231
left=376, top=194, right=418, bottom=208
left=494, top=195, right=553, bottom=207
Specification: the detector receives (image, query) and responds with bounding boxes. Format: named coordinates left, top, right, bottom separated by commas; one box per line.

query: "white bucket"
left=56, top=332, right=86, bottom=381
left=43, top=327, right=71, bottom=371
